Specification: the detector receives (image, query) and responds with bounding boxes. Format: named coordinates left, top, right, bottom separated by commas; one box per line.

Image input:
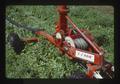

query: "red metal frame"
left=22, top=5, right=113, bottom=79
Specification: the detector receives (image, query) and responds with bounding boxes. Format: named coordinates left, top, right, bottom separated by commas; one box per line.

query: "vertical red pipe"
left=56, top=5, right=69, bottom=33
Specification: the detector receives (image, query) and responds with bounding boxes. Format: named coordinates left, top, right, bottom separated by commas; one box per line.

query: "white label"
left=75, top=50, right=94, bottom=63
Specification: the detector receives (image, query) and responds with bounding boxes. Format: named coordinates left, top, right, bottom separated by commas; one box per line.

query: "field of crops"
left=6, top=5, right=114, bottom=78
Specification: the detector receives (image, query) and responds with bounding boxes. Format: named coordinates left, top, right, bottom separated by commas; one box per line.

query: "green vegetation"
left=6, top=5, right=114, bottom=78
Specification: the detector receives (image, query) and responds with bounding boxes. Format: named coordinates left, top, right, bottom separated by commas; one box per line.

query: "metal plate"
left=75, top=50, right=95, bottom=63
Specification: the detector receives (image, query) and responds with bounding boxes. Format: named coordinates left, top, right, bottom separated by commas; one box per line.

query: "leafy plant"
left=6, top=5, right=114, bottom=78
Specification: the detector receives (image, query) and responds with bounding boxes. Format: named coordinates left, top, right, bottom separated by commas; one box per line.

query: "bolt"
left=64, top=46, right=68, bottom=51
left=111, top=66, right=114, bottom=72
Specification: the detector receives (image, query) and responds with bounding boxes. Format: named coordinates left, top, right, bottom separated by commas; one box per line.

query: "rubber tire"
left=7, top=33, right=25, bottom=54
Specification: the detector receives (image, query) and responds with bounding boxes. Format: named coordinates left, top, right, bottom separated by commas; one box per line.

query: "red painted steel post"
left=56, top=5, right=69, bottom=33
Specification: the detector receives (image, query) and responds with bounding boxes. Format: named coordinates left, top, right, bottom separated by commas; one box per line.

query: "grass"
left=6, top=5, right=114, bottom=78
